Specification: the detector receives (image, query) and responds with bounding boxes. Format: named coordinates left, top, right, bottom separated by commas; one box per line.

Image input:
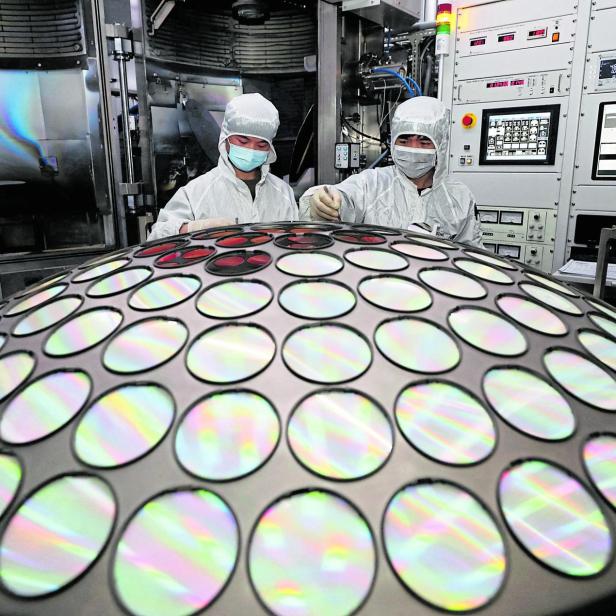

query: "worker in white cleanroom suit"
left=300, top=96, right=483, bottom=247
left=149, top=93, right=298, bottom=240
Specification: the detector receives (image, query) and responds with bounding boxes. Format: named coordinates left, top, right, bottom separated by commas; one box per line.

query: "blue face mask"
left=228, top=143, right=269, bottom=172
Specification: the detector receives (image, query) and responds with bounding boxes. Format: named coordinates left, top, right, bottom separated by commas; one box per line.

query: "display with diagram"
left=592, top=102, right=616, bottom=180
left=480, top=105, right=560, bottom=165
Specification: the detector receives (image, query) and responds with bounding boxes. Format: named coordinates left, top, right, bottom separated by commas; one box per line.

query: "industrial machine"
left=334, top=0, right=436, bottom=180
left=441, top=0, right=616, bottom=276
left=0, top=0, right=121, bottom=296
left=0, top=0, right=316, bottom=297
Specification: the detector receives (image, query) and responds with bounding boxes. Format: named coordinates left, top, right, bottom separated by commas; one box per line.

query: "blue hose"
left=406, top=76, right=423, bottom=97
left=371, top=67, right=416, bottom=97
left=368, top=148, right=390, bottom=169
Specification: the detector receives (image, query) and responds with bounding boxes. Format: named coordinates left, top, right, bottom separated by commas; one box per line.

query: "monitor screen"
left=479, top=105, right=560, bottom=165
left=599, top=58, right=616, bottom=81
left=592, top=102, right=616, bottom=180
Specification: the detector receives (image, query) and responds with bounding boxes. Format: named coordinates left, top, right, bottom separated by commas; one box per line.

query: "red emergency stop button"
left=462, top=113, right=477, bottom=129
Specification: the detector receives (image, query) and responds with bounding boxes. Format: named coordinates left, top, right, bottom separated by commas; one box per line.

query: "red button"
left=463, top=115, right=473, bottom=126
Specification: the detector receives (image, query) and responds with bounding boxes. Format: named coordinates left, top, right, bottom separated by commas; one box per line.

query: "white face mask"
left=393, top=145, right=437, bottom=179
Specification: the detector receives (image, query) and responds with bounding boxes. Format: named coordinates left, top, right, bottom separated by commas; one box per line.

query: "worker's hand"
left=184, top=218, right=236, bottom=233
left=310, top=186, right=342, bottom=221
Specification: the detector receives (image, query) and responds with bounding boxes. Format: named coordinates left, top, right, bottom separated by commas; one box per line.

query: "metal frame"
left=593, top=225, right=616, bottom=298
left=317, top=0, right=342, bottom=185
left=90, top=0, right=128, bottom=248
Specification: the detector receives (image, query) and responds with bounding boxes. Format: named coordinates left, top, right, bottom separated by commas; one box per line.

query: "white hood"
left=217, top=93, right=280, bottom=175
left=391, top=96, right=451, bottom=187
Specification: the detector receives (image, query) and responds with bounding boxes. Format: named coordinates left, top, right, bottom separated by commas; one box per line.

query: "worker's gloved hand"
left=185, top=217, right=236, bottom=232
left=309, top=186, right=342, bottom=221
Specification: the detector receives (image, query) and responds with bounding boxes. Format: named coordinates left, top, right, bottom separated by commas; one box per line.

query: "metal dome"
left=1, top=222, right=616, bottom=615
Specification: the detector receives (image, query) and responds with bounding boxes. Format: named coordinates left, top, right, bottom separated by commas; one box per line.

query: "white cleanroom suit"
left=299, top=96, right=483, bottom=247
left=149, top=93, right=298, bottom=240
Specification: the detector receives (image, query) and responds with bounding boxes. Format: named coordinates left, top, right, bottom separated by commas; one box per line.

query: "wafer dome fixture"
left=1, top=222, right=616, bottom=615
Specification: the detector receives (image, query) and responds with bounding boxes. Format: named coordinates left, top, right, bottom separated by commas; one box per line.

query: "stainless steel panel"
left=39, top=71, right=88, bottom=139
left=342, top=0, right=421, bottom=28
left=587, top=7, right=616, bottom=53
left=456, top=44, right=573, bottom=81
left=459, top=172, right=561, bottom=208
left=571, top=187, right=616, bottom=211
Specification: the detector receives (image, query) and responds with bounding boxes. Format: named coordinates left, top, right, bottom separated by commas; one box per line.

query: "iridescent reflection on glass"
left=0, top=454, right=21, bottom=518
left=584, top=435, right=616, bottom=509
left=5, top=284, right=67, bottom=316
left=103, top=319, right=188, bottom=374
left=383, top=482, right=506, bottom=611
left=395, top=382, right=495, bottom=465
left=496, top=295, right=567, bottom=336
left=249, top=490, right=375, bottom=616
left=73, top=259, right=131, bottom=283
left=277, top=252, right=343, bottom=277
left=45, top=309, right=123, bottom=356
left=16, top=273, right=68, bottom=298
left=279, top=281, right=356, bottom=319
left=113, top=490, right=239, bottom=616
left=408, top=236, right=454, bottom=249
left=82, top=250, right=132, bottom=267
left=578, top=330, right=616, bottom=371
left=418, top=268, right=486, bottom=299
left=282, top=324, right=371, bottom=384
left=0, top=352, right=35, bottom=401
left=288, top=390, right=392, bottom=479
left=525, top=272, right=576, bottom=296
left=544, top=349, right=616, bottom=411
left=0, top=475, right=116, bottom=596
left=187, top=324, right=275, bottom=383
left=483, top=368, right=574, bottom=440
left=176, top=391, right=279, bottom=481
left=74, top=385, right=174, bottom=468
left=499, top=460, right=612, bottom=576
left=197, top=280, right=272, bottom=318
left=589, top=313, right=616, bottom=339
left=391, top=242, right=448, bottom=261
left=87, top=268, right=152, bottom=298
left=519, top=283, right=583, bottom=315
left=375, top=318, right=459, bottom=373
left=13, top=296, right=82, bottom=336
left=454, top=260, right=513, bottom=284
left=449, top=308, right=527, bottom=356
left=587, top=299, right=616, bottom=321
left=465, top=250, right=516, bottom=270
left=0, top=371, right=91, bottom=444
left=358, top=276, right=431, bottom=312
left=129, top=275, right=201, bottom=310
left=345, top=248, right=407, bottom=271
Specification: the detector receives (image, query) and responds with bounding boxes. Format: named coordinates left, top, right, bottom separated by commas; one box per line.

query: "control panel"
left=483, top=241, right=553, bottom=269
left=455, top=70, right=570, bottom=104
left=478, top=206, right=556, bottom=268
left=586, top=52, right=616, bottom=94
left=480, top=105, right=560, bottom=164
left=458, top=14, right=575, bottom=57
left=598, top=55, right=616, bottom=90
left=335, top=143, right=361, bottom=170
